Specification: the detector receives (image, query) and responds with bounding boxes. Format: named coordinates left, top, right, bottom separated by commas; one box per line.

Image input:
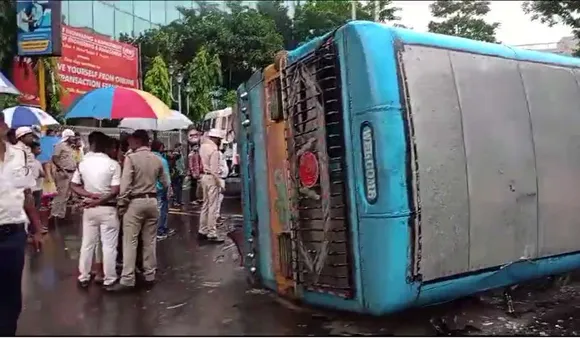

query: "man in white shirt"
left=0, top=112, right=42, bottom=336
left=14, top=126, right=37, bottom=172
left=70, top=133, right=122, bottom=288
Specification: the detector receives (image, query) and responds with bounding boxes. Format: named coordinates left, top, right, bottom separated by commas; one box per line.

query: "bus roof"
left=203, top=107, right=232, bottom=120
left=288, top=21, right=580, bottom=69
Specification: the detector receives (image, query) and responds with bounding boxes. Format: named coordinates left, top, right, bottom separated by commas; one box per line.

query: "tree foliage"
left=257, top=0, right=295, bottom=49
left=522, top=1, right=580, bottom=55
left=3, top=0, right=408, bottom=117
left=428, top=1, right=500, bottom=43
left=184, top=46, right=222, bottom=121
left=293, top=0, right=400, bottom=43
left=36, top=57, right=65, bottom=116
left=144, top=56, right=171, bottom=107
left=0, top=0, right=16, bottom=72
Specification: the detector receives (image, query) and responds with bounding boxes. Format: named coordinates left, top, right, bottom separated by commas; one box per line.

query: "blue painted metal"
left=241, top=20, right=580, bottom=315
left=236, top=81, right=254, bottom=271
left=245, top=70, right=276, bottom=290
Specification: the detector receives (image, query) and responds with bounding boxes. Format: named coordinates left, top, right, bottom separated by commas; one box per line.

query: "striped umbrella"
left=0, top=71, right=20, bottom=95
left=2, top=105, right=59, bottom=128
left=64, top=86, right=172, bottom=120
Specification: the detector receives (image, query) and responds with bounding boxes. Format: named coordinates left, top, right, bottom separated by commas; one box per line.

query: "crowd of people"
left=0, top=110, right=231, bottom=334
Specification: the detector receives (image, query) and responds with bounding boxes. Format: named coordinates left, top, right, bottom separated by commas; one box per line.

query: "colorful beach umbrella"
left=0, top=71, right=20, bottom=95
left=64, top=86, right=172, bottom=120
left=2, top=105, right=59, bottom=128
left=118, top=110, right=193, bottom=131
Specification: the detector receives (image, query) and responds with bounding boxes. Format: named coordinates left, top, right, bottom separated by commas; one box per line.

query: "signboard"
left=12, top=24, right=139, bottom=109
left=16, top=0, right=62, bottom=56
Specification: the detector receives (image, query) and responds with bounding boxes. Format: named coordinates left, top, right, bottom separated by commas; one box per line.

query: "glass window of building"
left=166, top=1, right=191, bottom=23
left=61, top=0, right=69, bottom=24
left=133, top=0, right=151, bottom=20
left=134, top=16, right=151, bottom=36
left=115, top=0, right=133, bottom=14
left=245, top=1, right=258, bottom=9
left=150, top=1, right=166, bottom=25
left=114, top=8, right=134, bottom=38
left=68, top=0, right=93, bottom=29
left=93, top=1, right=115, bottom=38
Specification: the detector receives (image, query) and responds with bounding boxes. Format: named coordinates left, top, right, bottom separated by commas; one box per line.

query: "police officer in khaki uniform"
left=108, top=130, right=168, bottom=292
left=51, top=129, right=77, bottom=221
left=198, top=128, right=225, bottom=243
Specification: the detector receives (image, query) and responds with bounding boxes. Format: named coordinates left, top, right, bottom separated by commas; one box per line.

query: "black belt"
left=100, top=202, right=117, bottom=207
left=130, top=193, right=156, bottom=200
left=0, top=223, right=25, bottom=238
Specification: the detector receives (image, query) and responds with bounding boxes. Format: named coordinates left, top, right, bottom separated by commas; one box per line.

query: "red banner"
left=13, top=24, right=139, bottom=109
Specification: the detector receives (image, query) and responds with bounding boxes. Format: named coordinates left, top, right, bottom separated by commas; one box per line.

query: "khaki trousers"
left=51, top=171, right=71, bottom=218
left=199, top=175, right=219, bottom=238
left=120, top=197, right=158, bottom=286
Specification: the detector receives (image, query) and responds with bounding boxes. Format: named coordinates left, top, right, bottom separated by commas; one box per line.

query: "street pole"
left=177, top=83, right=182, bottom=114
left=374, top=1, right=379, bottom=22
left=177, top=84, right=183, bottom=144
left=351, top=0, right=356, bottom=21
left=138, top=43, right=143, bottom=90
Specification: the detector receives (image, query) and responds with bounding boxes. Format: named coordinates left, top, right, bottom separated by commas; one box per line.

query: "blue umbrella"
left=0, top=71, right=20, bottom=95
left=2, top=105, right=60, bottom=128
left=38, top=136, right=60, bottom=164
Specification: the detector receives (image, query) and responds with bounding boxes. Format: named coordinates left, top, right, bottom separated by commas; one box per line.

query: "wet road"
left=16, top=197, right=580, bottom=336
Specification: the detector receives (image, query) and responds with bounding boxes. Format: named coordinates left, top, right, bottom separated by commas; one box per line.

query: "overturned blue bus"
left=233, top=20, right=580, bottom=315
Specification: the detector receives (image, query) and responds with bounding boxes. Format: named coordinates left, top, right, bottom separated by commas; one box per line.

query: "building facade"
left=61, top=0, right=300, bottom=40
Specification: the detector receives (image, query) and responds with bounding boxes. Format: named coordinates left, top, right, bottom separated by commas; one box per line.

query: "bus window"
left=269, top=77, right=283, bottom=121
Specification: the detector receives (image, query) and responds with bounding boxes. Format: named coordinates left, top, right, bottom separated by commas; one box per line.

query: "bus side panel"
left=263, top=65, right=295, bottom=295
left=243, top=71, right=276, bottom=289
left=337, top=23, right=418, bottom=314
left=237, top=82, right=254, bottom=270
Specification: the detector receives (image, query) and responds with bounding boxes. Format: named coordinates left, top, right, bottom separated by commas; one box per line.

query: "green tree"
left=184, top=46, right=222, bottom=121
left=180, top=2, right=283, bottom=90
left=293, top=0, right=401, bottom=43
left=522, top=1, right=580, bottom=55
left=222, top=89, right=237, bottom=108
left=0, top=0, right=16, bottom=72
left=119, top=24, right=184, bottom=77
left=0, top=95, right=18, bottom=111
left=257, top=0, right=295, bottom=49
left=428, top=1, right=500, bottom=43
left=143, top=56, right=171, bottom=106
left=36, top=57, right=65, bottom=116
left=131, top=2, right=283, bottom=92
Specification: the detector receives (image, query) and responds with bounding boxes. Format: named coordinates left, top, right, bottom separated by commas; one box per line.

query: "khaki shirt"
left=52, top=141, right=76, bottom=171
left=118, top=146, right=168, bottom=205
left=199, top=139, right=220, bottom=177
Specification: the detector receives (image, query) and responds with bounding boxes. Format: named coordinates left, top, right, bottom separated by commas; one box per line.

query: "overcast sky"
left=394, top=1, right=572, bottom=45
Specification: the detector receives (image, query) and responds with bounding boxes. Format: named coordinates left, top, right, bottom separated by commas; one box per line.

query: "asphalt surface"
left=16, top=197, right=580, bottom=336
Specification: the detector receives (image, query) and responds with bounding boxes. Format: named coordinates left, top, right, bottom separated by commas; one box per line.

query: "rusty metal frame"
left=280, top=38, right=355, bottom=298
